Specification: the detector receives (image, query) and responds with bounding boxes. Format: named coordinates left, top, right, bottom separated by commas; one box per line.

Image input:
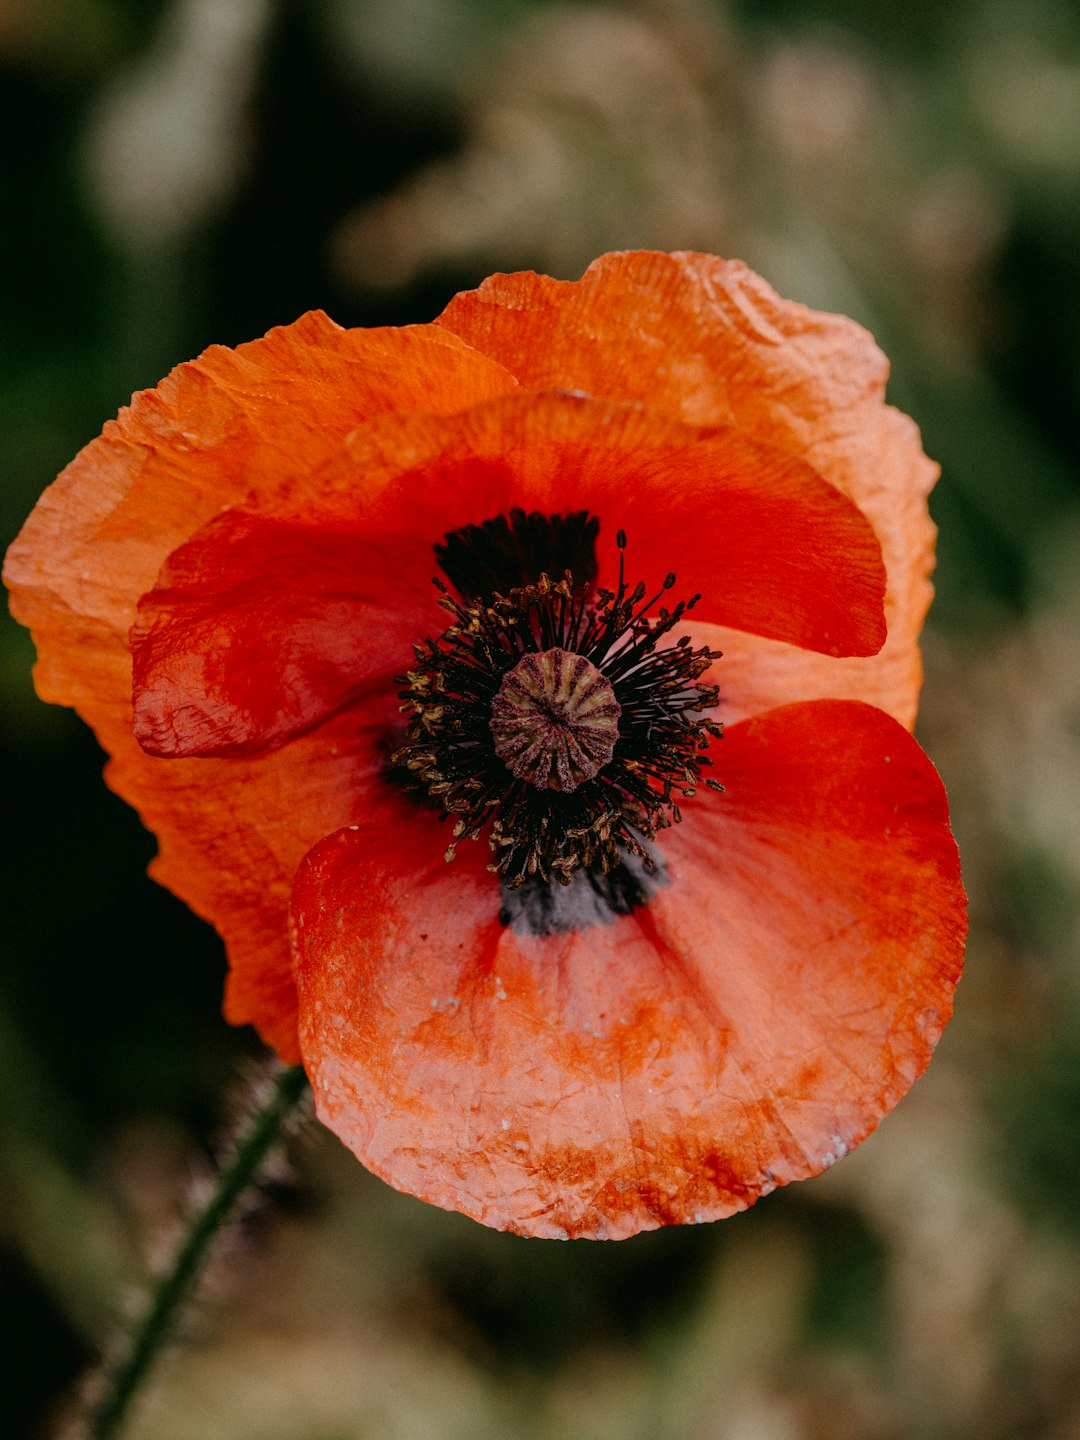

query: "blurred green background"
left=3, top=0, right=1080, bottom=1435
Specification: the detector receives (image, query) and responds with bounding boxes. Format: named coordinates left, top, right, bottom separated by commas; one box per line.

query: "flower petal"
left=438, top=252, right=937, bottom=726
left=345, top=392, right=887, bottom=657
left=131, top=513, right=429, bottom=756
left=4, top=316, right=517, bottom=1055
left=292, top=699, right=965, bottom=1239
left=689, top=605, right=922, bottom=728
left=225, top=384, right=881, bottom=644
left=130, top=387, right=885, bottom=760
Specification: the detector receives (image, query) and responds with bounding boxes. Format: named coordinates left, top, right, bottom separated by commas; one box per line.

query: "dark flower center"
left=394, top=511, right=723, bottom=892
left=436, top=508, right=599, bottom=602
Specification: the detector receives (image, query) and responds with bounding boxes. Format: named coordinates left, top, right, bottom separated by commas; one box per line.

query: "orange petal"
left=137, top=695, right=397, bottom=1060
left=292, top=699, right=965, bottom=1239
left=438, top=252, right=937, bottom=727
left=4, top=316, right=517, bottom=1057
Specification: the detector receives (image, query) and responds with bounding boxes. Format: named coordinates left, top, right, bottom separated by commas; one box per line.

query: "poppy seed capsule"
left=490, top=648, right=621, bottom=791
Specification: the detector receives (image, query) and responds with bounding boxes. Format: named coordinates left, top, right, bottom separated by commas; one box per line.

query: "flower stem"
left=88, top=1063, right=309, bottom=1440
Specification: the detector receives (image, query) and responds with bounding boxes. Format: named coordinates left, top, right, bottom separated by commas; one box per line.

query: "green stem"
left=89, top=1063, right=309, bottom=1440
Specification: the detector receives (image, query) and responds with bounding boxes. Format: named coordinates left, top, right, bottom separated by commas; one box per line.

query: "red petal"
left=276, top=390, right=886, bottom=644
left=292, top=700, right=965, bottom=1239
left=5, top=317, right=516, bottom=1056
left=130, top=387, right=885, bottom=759
left=438, top=252, right=937, bottom=726
left=131, top=513, right=428, bottom=756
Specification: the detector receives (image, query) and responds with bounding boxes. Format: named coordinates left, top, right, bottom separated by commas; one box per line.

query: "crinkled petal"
left=4, top=316, right=517, bottom=1055
left=438, top=251, right=937, bottom=727
left=292, top=699, right=965, bottom=1239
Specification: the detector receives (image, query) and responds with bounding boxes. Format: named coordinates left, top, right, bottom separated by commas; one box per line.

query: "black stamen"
left=394, top=520, right=724, bottom=894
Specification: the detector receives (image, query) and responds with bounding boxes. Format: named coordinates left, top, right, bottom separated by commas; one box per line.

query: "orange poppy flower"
left=5, top=251, right=965, bottom=1239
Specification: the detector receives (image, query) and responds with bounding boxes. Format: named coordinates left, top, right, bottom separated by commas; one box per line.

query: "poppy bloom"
left=5, top=251, right=965, bottom=1240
